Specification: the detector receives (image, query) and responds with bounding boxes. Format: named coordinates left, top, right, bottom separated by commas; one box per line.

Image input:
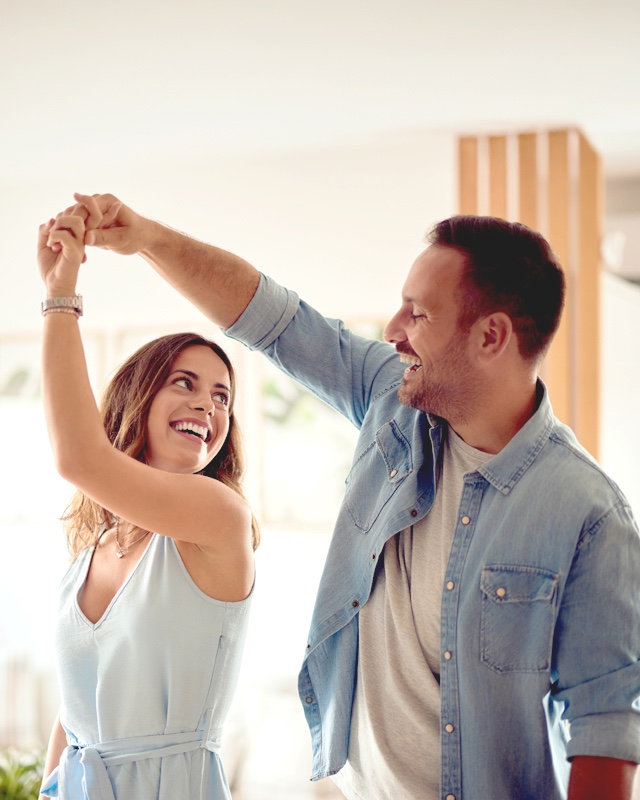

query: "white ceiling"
left=2, top=0, right=640, bottom=180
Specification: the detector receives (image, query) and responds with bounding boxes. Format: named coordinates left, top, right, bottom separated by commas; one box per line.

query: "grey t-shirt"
left=333, top=427, right=492, bottom=800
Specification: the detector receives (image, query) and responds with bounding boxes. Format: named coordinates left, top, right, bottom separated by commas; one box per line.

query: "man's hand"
left=569, top=756, right=638, bottom=800
left=73, top=193, right=151, bottom=255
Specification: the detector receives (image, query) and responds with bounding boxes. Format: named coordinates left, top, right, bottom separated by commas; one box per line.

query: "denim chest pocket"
left=345, top=421, right=412, bottom=532
left=480, top=565, right=560, bottom=673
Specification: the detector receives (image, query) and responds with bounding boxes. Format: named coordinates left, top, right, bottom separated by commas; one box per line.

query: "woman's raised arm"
left=38, top=210, right=252, bottom=565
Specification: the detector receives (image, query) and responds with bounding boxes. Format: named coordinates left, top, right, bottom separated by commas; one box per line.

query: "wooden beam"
left=488, top=135, right=508, bottom=219
left=517, top=133, right=538, bottom=229
left=457, top=127, right=601, bottom=459
left=575, top=131, right=601, bottom=457
left=459, top=137, right=478, bottom=215
left=545, top=130, right=572, bottom=425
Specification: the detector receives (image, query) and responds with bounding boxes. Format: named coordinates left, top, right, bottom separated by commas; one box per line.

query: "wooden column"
left=457, top=129, right=602, bottom=458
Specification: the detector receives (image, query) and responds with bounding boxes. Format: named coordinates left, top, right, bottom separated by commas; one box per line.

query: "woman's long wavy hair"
left=62, top=332, right=259, bottom=558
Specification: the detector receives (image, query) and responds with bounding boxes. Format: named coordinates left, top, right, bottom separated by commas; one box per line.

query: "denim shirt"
left=227, top=274, right=640, bottom=799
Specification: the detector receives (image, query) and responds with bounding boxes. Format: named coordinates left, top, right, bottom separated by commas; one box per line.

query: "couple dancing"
left=39, top=193, right=640, bottom=799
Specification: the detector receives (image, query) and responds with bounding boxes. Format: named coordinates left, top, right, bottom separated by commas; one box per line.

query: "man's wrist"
left=139, top=218, right=177, bottom=260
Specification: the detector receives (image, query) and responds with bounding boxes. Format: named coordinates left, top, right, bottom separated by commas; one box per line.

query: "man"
left=76, top=192, right=640, bottom=799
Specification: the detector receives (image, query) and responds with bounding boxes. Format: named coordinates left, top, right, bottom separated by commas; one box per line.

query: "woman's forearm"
left=41, top=313, right=108, bottom=482
left=40, top=712, right=66, bottom=799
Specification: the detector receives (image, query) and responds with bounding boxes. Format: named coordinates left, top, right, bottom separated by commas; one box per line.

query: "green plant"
left=0, top=750, right=45, bottom=800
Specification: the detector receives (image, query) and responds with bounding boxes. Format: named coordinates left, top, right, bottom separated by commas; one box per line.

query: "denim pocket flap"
left=345, top=421, right=412, bottom=532
left=374, top=420, right=412, bottom=481
left=481, top=566, right=558, bottom=604
left=480, top=565, right=560, bottom=673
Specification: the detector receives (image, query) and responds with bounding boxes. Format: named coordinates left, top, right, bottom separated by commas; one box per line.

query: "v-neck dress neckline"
left=75, top=533, right=156, bottom=629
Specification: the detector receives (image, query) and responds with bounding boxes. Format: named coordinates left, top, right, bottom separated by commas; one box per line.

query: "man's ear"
left=476, top=312, right=513, bottom=362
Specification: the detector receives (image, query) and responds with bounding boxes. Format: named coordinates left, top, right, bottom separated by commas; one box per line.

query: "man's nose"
left=384, top=310, right=407, bottom=344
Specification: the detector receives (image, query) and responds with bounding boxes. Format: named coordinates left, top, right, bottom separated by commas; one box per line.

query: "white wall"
left=1, top=129, right=456, bottom=337
left=600, top=271, right=640, bottom=513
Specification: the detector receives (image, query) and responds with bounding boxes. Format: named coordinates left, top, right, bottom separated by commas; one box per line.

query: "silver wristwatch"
left=41, top=295, right=84, bottom=316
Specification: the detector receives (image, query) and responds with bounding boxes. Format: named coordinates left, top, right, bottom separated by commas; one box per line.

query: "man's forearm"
left=79, top=193, right=261, bottom=329
left=568, top=756, right=638, bottom=800
left=139, top=220, right=260, bottom=329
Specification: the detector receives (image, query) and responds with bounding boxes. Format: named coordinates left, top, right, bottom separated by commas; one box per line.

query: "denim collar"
left=427, top=380, right=554, bottom=496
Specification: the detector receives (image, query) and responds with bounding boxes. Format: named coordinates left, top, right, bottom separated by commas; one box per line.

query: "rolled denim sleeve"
left=552, top=501, right=640, bottom=762
left=225, top=273, right=301, bottom=351
left=226, top=272, right=403, bottom=428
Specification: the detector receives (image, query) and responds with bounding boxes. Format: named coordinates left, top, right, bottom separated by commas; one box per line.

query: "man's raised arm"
left=76, top=193, right=260, bottom=329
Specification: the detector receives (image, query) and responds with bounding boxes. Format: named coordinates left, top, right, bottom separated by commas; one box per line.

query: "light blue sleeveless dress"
left=41, top=533, right=253, bottom=800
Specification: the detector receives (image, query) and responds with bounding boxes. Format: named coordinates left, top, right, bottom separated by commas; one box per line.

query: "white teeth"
left=172, top=421, right=208, bottom=441
left=399, top=354, right=422, bottom=367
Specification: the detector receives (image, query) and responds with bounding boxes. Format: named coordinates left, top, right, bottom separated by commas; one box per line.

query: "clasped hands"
left=38, top=193, right=142, bottom=296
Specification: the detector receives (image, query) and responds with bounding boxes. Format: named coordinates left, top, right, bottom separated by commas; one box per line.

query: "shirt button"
left=305, top=696, right=313, bottom=704
left=444, top=651, right=452, bottom=660
left=445, top=723, right=455, bottom=733
left=390, top=469, right=397, bottom=478
left=446, top=580, right=455, bottom=591
left=410, top=509, right=418, bottom=518
left=352, top=600, right=359, bottom=608
left=496, top=587, right=507, bottom=598
left=461, top=515, right=470, bottom=525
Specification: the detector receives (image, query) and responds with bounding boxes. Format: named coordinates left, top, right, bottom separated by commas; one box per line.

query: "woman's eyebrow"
left=169, top=368, right=198, bottom=380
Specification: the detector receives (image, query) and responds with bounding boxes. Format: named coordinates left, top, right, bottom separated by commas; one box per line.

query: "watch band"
left=41, top=295, right=83, bottom=316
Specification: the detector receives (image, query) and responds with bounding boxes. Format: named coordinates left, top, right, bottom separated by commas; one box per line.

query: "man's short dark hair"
left=427, top=215, right=566, bottom=362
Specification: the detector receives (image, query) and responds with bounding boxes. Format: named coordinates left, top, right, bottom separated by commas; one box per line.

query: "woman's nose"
left=191, top=393, right=214, bottom=415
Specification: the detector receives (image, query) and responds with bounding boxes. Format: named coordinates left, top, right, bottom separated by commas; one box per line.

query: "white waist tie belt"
left=40, top=729, right=220, bottom=799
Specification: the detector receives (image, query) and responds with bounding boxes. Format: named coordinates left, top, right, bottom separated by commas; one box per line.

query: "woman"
left=37, top=203, right=256, bottom=799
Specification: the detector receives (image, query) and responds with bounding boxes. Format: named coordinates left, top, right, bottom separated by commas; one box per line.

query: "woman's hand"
left=38, top=210, right=87, bottom=297
left=37, top=196, right=122, bottom=297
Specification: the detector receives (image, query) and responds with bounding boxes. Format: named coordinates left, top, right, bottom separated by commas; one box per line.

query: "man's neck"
left=448, top=378, right=539, bottom=455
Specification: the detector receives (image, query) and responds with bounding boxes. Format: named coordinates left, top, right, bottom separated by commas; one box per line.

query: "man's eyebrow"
left=170, top=369, right=231, bottom=393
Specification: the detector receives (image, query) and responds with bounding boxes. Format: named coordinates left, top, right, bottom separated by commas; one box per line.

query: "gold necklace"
left=114, top=520, right=150, bottom=559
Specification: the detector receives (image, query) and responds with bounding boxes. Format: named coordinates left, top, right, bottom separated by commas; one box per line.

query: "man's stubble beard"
left=397, top=336, right=481, bottom=426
